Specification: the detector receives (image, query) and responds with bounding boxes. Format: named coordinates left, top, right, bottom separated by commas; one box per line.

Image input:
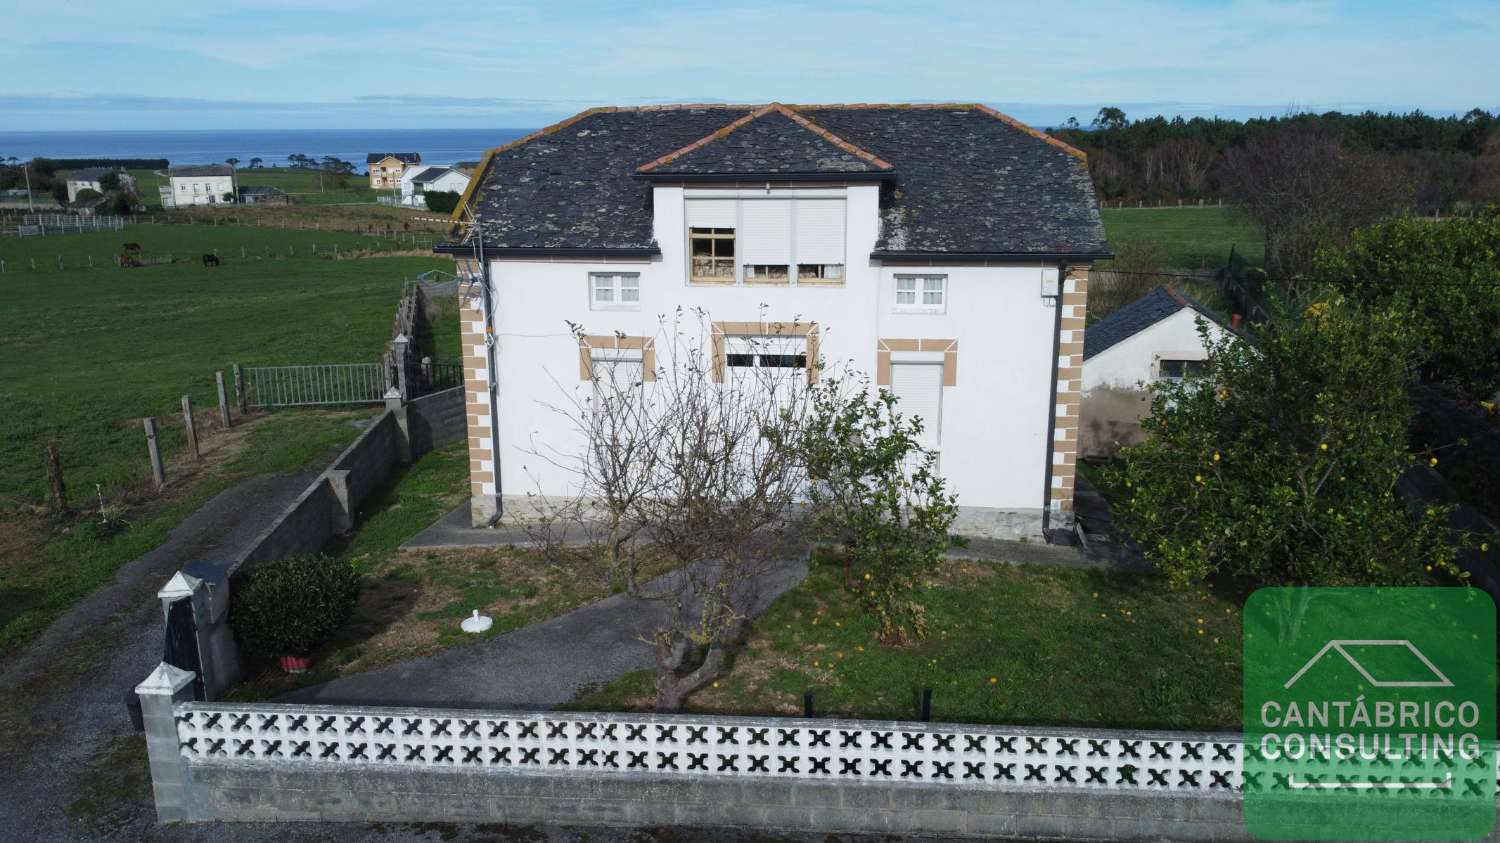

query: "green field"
left=126, top=166, right=384, bottom=209
left=1100, top=206, right=1263, bottom=269
left=0, top=225, right=446, bottom=502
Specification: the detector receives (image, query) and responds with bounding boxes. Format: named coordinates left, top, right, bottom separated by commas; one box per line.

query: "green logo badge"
left=1243, top=588, right=1495, bottom=840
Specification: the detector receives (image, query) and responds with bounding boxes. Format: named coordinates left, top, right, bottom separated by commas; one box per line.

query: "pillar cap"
left=136, top=662, right=197, bottom=696
left=157, top=570, right=202, bottom=601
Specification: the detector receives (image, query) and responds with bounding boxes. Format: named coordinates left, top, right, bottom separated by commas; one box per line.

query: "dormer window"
left=690, top=227, right=735, bottom=283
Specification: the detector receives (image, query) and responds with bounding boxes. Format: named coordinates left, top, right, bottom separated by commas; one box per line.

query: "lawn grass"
left=228, top=443, right=620, bottom=700
left=0, top=408, right=371, bottom=659
left=1101, top=207, right=1264, bottom=270
left=572, top=557, right=1245, bottom=731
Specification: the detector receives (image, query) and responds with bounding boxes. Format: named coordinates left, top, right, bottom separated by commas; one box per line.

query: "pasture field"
left=126, top=166, right=383, bottom=209
left=1100, top=206, right=1264, bottom=269
left=0, top=222, right=449, bottom=658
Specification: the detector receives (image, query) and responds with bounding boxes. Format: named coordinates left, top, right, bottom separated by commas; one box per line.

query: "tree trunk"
left=653, top=642, right=730, bottom=712
left=43, top=441, right=70, bottom=515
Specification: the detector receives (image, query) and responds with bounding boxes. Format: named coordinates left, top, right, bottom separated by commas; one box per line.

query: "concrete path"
left=407, top=500, right=1152, bottom=572
left=0, top=471, right=317, bottom=842
left=282, top=557, right=809, bottom=709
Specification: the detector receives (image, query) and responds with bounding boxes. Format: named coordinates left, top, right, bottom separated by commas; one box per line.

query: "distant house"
left=164, top=164, right=235, bottom=208
left=238, top=185, right=290, bottom=206
left=69, top=194, right=110, bottom=216
left=367, top=153, right=421, bottom=189
left=398, top=166, right=470, bottom=208
left=1080, top=285, right=1234, bottom=456
left=65, top=167, right=134, bottom=202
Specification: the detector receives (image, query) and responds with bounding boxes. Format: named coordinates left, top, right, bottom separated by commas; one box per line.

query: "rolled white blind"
left=740, top=199, right=793, bottom=264
left=686, top=199, right=736, bottom=229
left=795, top=199, right=845, bottom=264
left=890, top=363, right=943, bottom=448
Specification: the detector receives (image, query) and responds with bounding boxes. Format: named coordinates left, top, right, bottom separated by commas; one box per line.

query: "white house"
left=440, top=103, right=1109, bottom=540
left=65, top=167, right=134, bottom=202
left=399, top=166, right=470, bottom=208
left=1079, top=285, right=1233, bottom=455
left=164, top=164, right=235, bottom=207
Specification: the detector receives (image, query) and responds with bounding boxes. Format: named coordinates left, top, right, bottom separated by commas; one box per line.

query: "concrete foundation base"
left=469, top=495, right=499, bottom=527
left=181, top=762, right=1251, bottom=841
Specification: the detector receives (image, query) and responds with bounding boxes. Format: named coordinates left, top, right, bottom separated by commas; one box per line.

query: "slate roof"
left=1083, top=286, right=1226, bottom=361
left=409, top=166, right=455, bottom=184
left=637, top=105, right=892, bottom=177
left=368, top=152, right=421, bottom=164
left=66, top=167, right=113, bottom=182
left=452, top=103, right=1108, bottom=257
left=169, top=164, right=233, bottom=177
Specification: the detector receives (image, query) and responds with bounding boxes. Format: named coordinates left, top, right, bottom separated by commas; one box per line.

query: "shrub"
left=423, top=190, right=461, bottom=214
left=801, top=377, right=960, bottom=644
left=1106, top=295, right=1463, bottom=587
left=230, top=555, right=360, bottom=658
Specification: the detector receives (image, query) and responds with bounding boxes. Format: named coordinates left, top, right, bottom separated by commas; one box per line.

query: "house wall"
left=66, top=179, right=101, bottom=202
left=170, top=175, right=235, bottom=207
left=472, top=184, right=1079, bottom=539
left=1080, top=308, right=1228, bottom=457
left=370, top=157, right=412, bottom=189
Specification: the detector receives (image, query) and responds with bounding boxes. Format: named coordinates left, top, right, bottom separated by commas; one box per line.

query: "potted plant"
left=230, top=554, right=359, bottom=673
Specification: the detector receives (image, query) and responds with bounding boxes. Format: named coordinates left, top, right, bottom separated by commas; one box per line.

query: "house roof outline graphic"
left=1282, top=639, right=1455, bottom=689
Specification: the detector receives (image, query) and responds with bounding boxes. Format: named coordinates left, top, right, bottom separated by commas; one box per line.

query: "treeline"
left=1054, top=108, right=1500, bottom=214
left=24, top=157, right=168, bottom=170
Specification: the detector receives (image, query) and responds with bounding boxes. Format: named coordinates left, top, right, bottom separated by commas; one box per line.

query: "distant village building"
left=237, top=185, right=291, bottom=206
left=367, top=153, right=421, bottom=189
left=399, top=166, right=470, bottom=208
left=65, top=167, right=134, bottom=202
left=163, top=164, right=235, bottom=208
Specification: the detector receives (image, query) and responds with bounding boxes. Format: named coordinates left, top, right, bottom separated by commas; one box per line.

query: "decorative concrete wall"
left=140, top=692, right=1260, bottom=838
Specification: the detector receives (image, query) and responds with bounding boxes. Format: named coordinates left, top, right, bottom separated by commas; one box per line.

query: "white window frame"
left=588, top=272, right=641, bottom=311
left=894, top=274, right=947, bottom=314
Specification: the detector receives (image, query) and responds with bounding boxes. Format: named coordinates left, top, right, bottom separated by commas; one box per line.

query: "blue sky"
left=1, top=0, right=1495, bottom=130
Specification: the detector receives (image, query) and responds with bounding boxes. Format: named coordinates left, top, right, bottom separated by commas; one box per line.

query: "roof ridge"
left=634, top=103, right=894, bottom=174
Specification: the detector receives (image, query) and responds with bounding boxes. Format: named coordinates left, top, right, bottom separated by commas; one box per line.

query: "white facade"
left=399, top=167, right=471, bottom=208
left=66, top=171, right=133, bottom=202
left=168, top=174, right=235, bottom=207
left=1082, top=308, right=1229, bottom=392
left=476, top=184, right=1073, bottom=538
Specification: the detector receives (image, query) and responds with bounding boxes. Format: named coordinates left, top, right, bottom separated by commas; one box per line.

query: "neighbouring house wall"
left=170, top=175, right=235, bottom=207
left=473, top=184, right=1069, bottom=539
left=1080, top=309, right=1229, bottom=458
left=1080, top=385, right=1152, bottom=457
left=1083, top=308, right=1227, bottom=392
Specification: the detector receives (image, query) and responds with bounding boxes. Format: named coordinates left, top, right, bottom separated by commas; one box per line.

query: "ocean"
left=0, top=128, right=534, bottom=167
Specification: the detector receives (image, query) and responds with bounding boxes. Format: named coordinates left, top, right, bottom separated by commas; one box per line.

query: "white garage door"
left=890, top=362, right=943, bottom=450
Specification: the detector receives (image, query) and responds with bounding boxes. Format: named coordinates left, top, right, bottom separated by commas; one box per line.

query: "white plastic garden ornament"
left=461, top=609, right=493, bottom=634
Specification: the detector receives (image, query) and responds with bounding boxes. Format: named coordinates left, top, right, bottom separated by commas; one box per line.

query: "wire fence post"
left=233, top=363, right=247, bottom=415
left=215, top=371, right=232, bottom=428
left=143, top=418, right=165, bottom=490
left=181, top=395, right=200, bottom=460
left=43, top=440, right=70, bottom=514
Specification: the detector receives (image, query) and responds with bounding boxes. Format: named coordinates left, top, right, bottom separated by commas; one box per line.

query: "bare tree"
left=528, top=310, right=819, bottom=710
left=1220, top=128, right=1414, bottom=277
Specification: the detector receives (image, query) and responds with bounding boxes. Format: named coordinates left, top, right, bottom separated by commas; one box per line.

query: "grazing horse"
left=122, top=242, right=142, bottom=253
left=201, top=253, right=220, bottom=267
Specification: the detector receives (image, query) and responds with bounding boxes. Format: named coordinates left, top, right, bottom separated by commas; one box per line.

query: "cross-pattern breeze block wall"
left=161, top=702, right=1500, bottom=837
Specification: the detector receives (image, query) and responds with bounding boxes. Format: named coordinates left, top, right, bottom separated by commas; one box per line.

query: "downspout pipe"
left=1040, top=262, right=1066, bottom=540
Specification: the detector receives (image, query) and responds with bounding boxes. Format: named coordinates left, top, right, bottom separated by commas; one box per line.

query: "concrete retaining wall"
left=406, top=386, right=465, bottom=458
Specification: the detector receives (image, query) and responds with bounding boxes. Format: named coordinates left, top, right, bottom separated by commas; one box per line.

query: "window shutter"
left=795, top=199, right=845, bottom=264
left=739, top=200, right=793, bottom=264
left=686, top=199, right=736, bottom=229
left=890, top=363, right=943, bottom=448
